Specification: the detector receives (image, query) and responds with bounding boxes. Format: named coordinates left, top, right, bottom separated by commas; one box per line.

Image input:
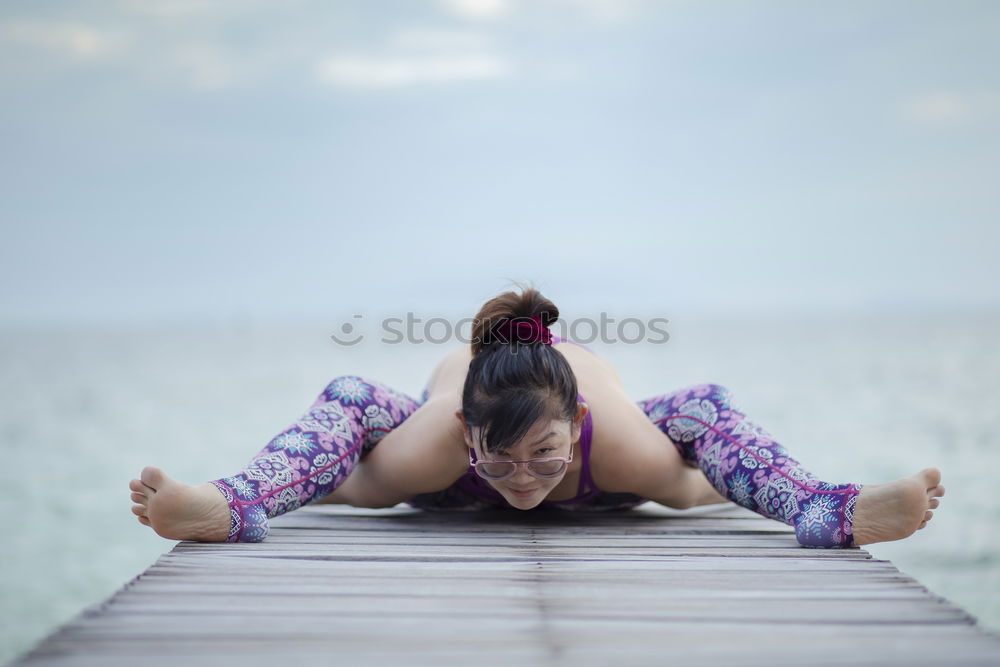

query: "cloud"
left=902, top=91, right=1000, bottom=125
left=116, top=0, right=219, bottom=19
left=0, top=20, right=123, bottom=60
left=115, top=0, right=279, bottom=20
left=436, top=0, right=646, bottom=24
left=316, top=54, right=512, bottom=89
left=547, top=0, right=646, bottom=24
left=1, top=2, right=618, bottom=93
left=388, top=27, right=494, bottom=52
left=316, top=22, right=515, bottom=91
left=437, top=0, right=513, bottom=21
left=903, top=92, right=970, bottom=123
left=170, top=43, right=235, bottom=89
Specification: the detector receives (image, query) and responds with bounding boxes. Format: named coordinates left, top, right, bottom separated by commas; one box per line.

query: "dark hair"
left=462, top=282, right=579, bottom=455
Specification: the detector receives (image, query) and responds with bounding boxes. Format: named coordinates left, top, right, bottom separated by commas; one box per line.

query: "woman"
left=129, top=286, right=944, bottom=547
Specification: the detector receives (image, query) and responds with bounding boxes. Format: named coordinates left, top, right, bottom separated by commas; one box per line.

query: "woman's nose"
left=510, top=464, right=535, bottom=484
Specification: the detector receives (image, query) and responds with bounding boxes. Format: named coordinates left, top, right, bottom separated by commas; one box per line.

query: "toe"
left=140, top=466, right=166, bottom=492
left=130, top=478, right=155, bottom=495
left=138, top=515, right=151, bottom=526
left=923, top=509, right=934, bottom=522
left=131, top=504, right=147, bottom=517
left=920, top=467, right=942, bottom=490
left=926, top=484, right=945, bottom=499
left=130, top=492, right=147, bottom=504
left=929, top=498, right=940, bottom=509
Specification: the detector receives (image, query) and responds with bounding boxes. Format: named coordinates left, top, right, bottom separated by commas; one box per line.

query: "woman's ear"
left=570, top=402, right=588, bottom=440
left=455, top=411, right=472, bottom=448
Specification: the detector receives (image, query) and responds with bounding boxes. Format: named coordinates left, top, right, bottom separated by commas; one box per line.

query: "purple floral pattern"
left=209, top=375, right=421, bottom=542
left=638, top=383, right=862, bottom=548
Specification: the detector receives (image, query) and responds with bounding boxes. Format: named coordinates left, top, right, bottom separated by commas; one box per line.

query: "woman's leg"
left=209, top=375, right=422, bottom=542
left=637, top=383, right=863, bottom=548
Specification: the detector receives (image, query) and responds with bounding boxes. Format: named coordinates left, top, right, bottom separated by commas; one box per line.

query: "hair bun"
left=490, top=314, right=553, bottom=346
left=470, top=282, right=559, bottom=356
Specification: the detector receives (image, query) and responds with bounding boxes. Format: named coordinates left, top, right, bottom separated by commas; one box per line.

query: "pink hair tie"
left=491, top=314, right=552, bottom=346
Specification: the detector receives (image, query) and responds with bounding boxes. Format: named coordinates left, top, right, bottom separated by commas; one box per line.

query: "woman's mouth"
left=509, top=488, right=536, bottom=498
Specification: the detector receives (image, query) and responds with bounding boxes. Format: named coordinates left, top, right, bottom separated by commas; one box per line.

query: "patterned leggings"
left=209, top=376, right=862, bottom=548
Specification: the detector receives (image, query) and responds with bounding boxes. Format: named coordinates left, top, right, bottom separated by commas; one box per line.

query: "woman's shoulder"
left=584, top=384, right=685, bottom=495
left=561, top=341, right=623, bottom=393
left=424, top=345, right=473, bottom=400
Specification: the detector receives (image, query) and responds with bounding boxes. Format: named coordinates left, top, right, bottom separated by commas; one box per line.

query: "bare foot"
left=129, top=466, right=231, bottom=542
left=852, top=467, right=945, bottom=546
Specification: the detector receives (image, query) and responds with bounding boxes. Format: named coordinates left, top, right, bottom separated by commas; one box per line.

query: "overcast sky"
left=1, top=0, right=998, bottom=327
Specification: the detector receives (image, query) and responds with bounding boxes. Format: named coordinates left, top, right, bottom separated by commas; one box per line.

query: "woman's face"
left=457, top=405, right=587, bottom=509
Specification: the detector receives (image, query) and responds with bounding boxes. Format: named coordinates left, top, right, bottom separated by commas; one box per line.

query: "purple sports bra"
left=452, top=334, right=603, bottom=507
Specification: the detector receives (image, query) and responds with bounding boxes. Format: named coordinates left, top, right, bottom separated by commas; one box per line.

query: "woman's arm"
left=589, top=386, right=729, bottom=510
left=322, top=393, right=470, bottom=508
left=681, top=466, right=730, bottom=507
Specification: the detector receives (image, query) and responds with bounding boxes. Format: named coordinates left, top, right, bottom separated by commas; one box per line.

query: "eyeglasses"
left=468, top=446, right=573, bottom=481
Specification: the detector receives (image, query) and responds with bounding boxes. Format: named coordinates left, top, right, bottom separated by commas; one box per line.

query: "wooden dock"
left=14, top=503, right=1000, bottom=666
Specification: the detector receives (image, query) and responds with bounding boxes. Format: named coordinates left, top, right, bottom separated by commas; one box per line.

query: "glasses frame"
left=468, top=446, right=574, bottom=481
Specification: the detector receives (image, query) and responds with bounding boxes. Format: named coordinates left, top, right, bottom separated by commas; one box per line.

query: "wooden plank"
left=78, top=598, right=967, bottom=624
left=13, top=505, right=1000, bottom=667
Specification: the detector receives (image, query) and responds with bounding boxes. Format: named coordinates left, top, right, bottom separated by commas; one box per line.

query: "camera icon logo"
left=329, top=314, right=364, bottom=346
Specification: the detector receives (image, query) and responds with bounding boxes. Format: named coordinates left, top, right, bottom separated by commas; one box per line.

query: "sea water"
left=1, top=313, right=998, bottom=662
